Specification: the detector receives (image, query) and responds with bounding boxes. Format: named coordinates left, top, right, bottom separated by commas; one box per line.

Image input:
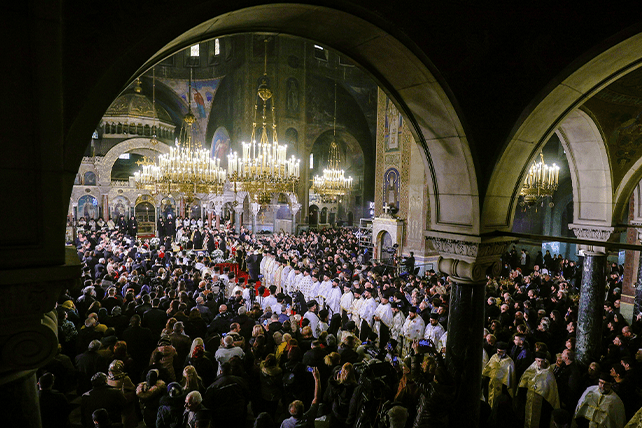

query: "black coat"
left=80, top=385, right=126, bottom=428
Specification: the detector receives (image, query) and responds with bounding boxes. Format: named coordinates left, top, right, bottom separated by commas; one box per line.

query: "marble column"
left=251, top=202, right=260, bottom=234
left=427, top=234, right=511, bottom=428
left=568, top=224, right=621, bottom=367
left=576, top=251, right=607, bottom=367
left=445, top=278, right=486, bottom=426
left=234, top=206, right=244, bottom=235
left=635, top=229, right=642, bottom=317
left=291, top=203, right=301, bottom=235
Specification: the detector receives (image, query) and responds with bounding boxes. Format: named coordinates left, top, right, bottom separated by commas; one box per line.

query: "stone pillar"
left=291, top=203, right=301, bottom=235
left=568, top=224, right=621, bottom=367
left=576, top=251, right=607, bottom=367
left=234, top=206, right=244, bottom=235
left=251, top=202, right=261, bottom=233
left=632, top=228, right=642, bottom=317
left=212, top=203, right=222, bottom=232
left=427, top=233, right=511, bottom=428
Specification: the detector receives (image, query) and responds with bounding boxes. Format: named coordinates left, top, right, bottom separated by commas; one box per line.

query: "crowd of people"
left=40, top=222, right=642, bottom=428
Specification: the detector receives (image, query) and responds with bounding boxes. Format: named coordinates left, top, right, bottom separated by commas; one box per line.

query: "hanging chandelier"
left=134, top=68, right=226, bottom=197
left=227, top=38, right=300, bottom=205
left=519, top=152, right=559, bottom=208
left=310, top=82, right=353, bottom=202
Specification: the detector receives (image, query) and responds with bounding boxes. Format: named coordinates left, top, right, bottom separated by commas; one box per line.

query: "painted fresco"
left=158, top=77, right=222, bottom=151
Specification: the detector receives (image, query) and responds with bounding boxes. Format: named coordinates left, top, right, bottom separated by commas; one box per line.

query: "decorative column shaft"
left=568, top=224, right=621, bottom=368
left=427, top=233, right=512, bottom=428
left=234, top=207, right=244, bottom=234
left=576, top=252, right=607, bottom=367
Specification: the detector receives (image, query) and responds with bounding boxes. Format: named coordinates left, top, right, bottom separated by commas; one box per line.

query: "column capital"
left=251, top=202, right=261, bottom=216
left=426, top=232, right=514, bottom=283
left=290, top=203, right=301, bottom=217
left=0, top=247, right=81, bottom=383
left=568, top=223, right=625, bottom=254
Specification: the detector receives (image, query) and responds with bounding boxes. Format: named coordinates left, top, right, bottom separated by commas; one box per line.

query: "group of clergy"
left=483, top=341, right=628, bottom=428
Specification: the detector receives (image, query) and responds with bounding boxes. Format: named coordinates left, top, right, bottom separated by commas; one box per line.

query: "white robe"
left=303, top=311, right=321, bottom=338
left=298, top=275, right=315, bottom=302
left=401, top=315, right=425, bottom=341
left=373, top=302, right=393, bottom=342
left=574, top=385, right=626, bottom=428
left=518, top=362, right=560, bottom=428
left=482, top=354, right=516, bottom=409
left=359, top=297, right=378, bottom=328
left=325, top=287, right=342, bottom=317
left=423, top=322, right=445, bottom=345
left=340, top=291, right=354, bottom=315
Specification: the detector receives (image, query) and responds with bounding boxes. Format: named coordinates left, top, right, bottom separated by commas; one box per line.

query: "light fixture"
left=227, top=38, right=300, bottom=206
left=519, top=152, right=559, bottom=208
left=310, top=82, right=353, bottom=202
left=134, top=68, right=226, bottom=198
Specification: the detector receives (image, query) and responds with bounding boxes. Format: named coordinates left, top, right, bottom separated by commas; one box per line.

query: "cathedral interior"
left=5, top=2, right=642, bottom=427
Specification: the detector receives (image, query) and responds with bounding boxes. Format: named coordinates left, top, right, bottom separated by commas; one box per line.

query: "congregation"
left=40, top=221, right=642, bottom=428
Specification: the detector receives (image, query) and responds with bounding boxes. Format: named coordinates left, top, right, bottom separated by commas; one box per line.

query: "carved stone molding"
left=568, top=224, right=621, bottom=241
left=426, top=232, right=515, bottom=283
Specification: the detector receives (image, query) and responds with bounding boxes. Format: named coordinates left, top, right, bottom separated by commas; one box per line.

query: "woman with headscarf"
left=151, top=336, right=178, bottom=382
left=136, top=369, right=166, bottom=427
left=184, top=343, right=216, bottom=388
left=107, top=359, right=138, bottom=428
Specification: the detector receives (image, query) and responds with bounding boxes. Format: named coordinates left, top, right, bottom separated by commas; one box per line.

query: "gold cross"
left=135, top=156, right=155, bottom=167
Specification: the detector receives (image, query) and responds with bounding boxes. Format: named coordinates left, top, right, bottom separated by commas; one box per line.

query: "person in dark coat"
left=128, top=216, right=138, bottom=237
left=80, top=372, right=127, bottom=428
left=142, top=298, right=167, bottom=340
left=121, top=315, right=154, bottom=383
left=76, top=339, right=108, bottom=395
left=246, top=250, right=262, bottom=281
left=38, top=372, right=71, bottom=428
left=203, top=362, right=251, bottom=427
left=156, top=382, right=185, bottom=428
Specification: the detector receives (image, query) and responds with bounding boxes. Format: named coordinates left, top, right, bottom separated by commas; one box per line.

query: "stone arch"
left=615, top=157, right=642, bottom=222
left=97, top=138, right=170, bottom=184
left=483, top=32, right=642, bottom=232
left=67, top=4, right=477, bottom=236
left=555, top=109, right=613, bottom=226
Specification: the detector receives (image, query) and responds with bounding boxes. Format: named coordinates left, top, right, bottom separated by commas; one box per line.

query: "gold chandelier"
left=134, top=68, right=226, bottom=197
left=310, top=82, right=353, bottom=202
left=227, top=38, right=300, bottom=205
left=519, top=152, right=559, bottom=208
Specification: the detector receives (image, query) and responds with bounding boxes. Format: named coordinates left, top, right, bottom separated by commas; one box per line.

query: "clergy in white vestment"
left=303, top=299, right=321, bottom=338
left=317, top=274, right=333, bottom=310
left=517, top=353, right=560, bottom=428
left=423, top=313, right=445, bottom=346
left=358, top=287, right=378, bottom=342
left=298, top=269, right=315, bottom=301
left=574, top=372, right=625, bottom=428
left=339, top=283, right=354, bottom=326
left=401, top=307, right=425, bottom=358
left=373, top=291, right=394, bottom=349
left=482, top=342, right=516, bottom=409
left=325, top=278, right=343, bottom=317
